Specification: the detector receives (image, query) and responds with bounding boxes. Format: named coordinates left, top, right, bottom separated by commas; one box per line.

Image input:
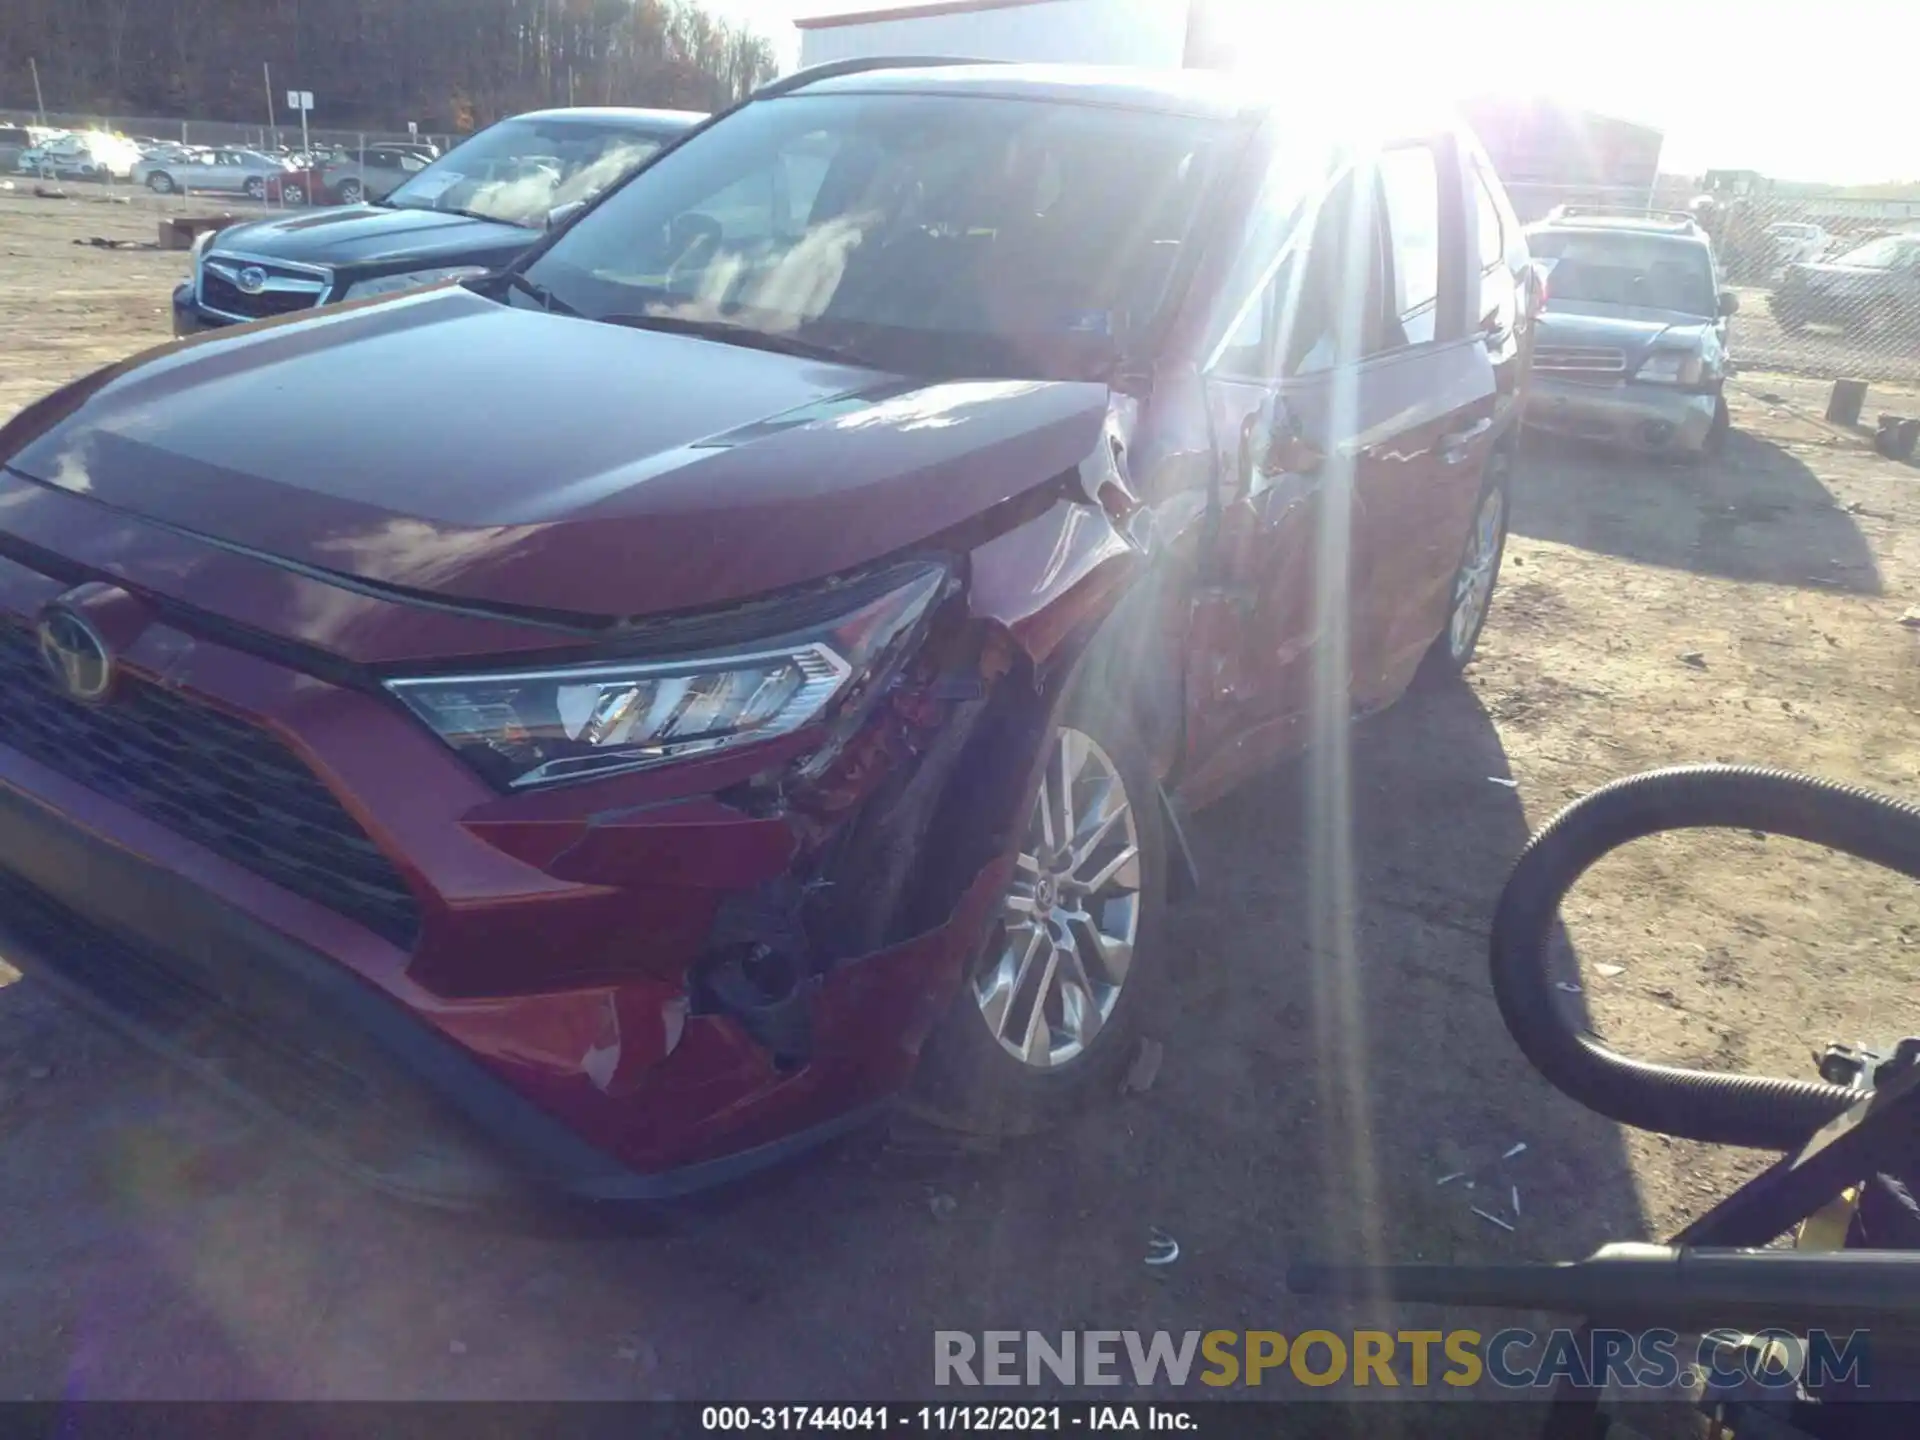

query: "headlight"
left=341, top=266, right=490, bottom=301
left=189, top=227, right=221, bottom=261
left=1634, top=348, right=1705, bottom=387
left=385, top=563, right=950, bottom=789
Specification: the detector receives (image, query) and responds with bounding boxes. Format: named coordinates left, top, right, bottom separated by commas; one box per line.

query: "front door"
left=1180, top=163, right=1398, bottom=806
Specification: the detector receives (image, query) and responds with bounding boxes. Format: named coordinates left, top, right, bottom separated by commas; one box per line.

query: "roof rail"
left=752, top=55, right=1003, bottom=101
left=1545, top=204, right=1703, bottom=231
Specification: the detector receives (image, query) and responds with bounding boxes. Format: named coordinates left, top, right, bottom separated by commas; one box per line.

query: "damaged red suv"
left=0, top=62, right=1533, bottom=1206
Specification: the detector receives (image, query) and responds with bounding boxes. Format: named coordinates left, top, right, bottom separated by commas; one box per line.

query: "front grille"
left=199, top=268, right=324, bottom=320
left=1534, top=344, right=1629, bottom=375
left=0, top=623, right=420, bottom=948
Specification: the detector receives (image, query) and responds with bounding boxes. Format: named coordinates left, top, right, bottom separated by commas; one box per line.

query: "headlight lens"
left=190, top=227, right=221, bottom=261
left=1635, top=348, right=1705, bottom=386
left=385, top=563, right=949, bottom=789
left=341, top=266, right=490, bottom=301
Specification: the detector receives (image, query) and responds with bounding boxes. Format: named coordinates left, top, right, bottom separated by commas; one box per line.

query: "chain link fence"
left=1702, top=195, right=1920, bottom=386
left=1489, top=176, right=1920, bottom=388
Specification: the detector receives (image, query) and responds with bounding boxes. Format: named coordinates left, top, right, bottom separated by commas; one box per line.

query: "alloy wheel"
left=283, top=183, right=306, bottom=206
left=973, top=726, right=1142, bottom=1070
left=1449, top=485, right=1507, bottom=660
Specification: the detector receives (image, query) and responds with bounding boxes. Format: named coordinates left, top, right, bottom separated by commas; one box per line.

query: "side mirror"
left=546, top=199, right=586, bottom=230
left=1719, top=291, right=1740, bottom=316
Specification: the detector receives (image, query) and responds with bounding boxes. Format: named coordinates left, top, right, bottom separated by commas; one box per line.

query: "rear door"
left=1184, top=153, right=1431, bottom=798
left=1355, top=135, right=1501, bottom=698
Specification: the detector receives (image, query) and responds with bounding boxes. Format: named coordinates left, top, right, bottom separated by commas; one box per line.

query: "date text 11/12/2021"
left=701, top=1407, right=1199, bottom=1432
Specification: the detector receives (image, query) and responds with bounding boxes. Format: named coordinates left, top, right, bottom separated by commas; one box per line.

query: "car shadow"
left=1511, top=428, right=1882, bottom=596
left=0, top=683, right=1644, bottom=1410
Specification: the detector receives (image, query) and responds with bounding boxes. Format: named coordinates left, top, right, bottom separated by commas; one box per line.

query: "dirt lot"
left=0, top=192, right=1917, bottom=1405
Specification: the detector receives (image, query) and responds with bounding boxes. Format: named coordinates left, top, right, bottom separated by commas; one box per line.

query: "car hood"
left=1536, top=303, right=1715, bottom=360
left=0, top=287, right=1111, bottom=622
left=208, top=204, right=539, bottom=270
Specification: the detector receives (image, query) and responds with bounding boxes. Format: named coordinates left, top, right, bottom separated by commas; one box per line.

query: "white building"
left=795, top=0, right=1235, bottom=72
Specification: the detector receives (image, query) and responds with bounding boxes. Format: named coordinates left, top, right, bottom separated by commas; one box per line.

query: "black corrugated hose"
left=1489, top=765, right=1920, bottom=1151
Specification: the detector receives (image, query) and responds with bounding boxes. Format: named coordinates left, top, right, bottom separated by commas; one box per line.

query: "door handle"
left=1438, top=417, right=1493, bottom=466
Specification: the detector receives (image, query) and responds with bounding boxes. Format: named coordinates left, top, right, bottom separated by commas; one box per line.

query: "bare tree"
left=3, top=0, right=778, bottom=129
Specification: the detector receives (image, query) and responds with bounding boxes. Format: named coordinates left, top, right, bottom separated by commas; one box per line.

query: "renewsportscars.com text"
left=934, top=1328, right=1871, bottom=1391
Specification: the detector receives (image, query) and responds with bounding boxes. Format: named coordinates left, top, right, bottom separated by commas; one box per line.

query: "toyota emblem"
left=237, top=265, right=268, bottom=295
left=37, top=607, right=116, bottom=703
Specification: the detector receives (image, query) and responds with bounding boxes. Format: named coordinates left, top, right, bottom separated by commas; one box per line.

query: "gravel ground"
left=0, top=192, right=1916, bottom=1409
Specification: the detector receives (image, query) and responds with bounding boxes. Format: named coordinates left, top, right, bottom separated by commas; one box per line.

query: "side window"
left=1203, top=138, right=1336, bottom=380
left=1377, top=145, right=1441, bottom=346
left=1469, top=150, right=1522, bottom=328
left=1285, top=172, right=1387, bottom=375
left=1210, top=166, right=1395, bottom=380
left=1474, top=167, right=1505, bottom=272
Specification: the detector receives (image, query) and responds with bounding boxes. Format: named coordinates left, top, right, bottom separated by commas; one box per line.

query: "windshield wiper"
left=598, top=312, right=865, bottom=366
left=395, top=201, right=531, bottom=227
left=503, top=272, right=578, bottom=316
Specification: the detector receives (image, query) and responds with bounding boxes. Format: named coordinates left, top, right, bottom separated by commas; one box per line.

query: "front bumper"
left=1524, top=375, right=1718, bottom=454
left=0, top=528, right=1014, bottom=1207
left=171, top=281, right=229, bottom=338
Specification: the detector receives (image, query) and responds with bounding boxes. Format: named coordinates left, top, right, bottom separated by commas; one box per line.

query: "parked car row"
left=6, top=125, right=447, bottom=205
left=9, top=128, right=144, bottom=181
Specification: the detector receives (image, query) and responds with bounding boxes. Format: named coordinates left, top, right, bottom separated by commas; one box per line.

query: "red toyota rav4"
left=0, top=63, right=1534, bottom=1206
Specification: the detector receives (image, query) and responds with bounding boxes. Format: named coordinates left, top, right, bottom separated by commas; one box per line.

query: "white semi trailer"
left=795, top=0, right=1237, bottom=72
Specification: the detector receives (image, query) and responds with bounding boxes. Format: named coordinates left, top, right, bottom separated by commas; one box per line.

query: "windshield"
left=1834, top=235, right=1916, bottom=268
left=386, top=116, right=683, bottom=228
left=519, top=92, right=1239, bottom=380
left=1528, top=230, right=1719, bottom=317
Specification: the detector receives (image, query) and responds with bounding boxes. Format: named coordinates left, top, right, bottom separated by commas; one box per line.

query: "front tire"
left=908, top=685, right=1169, bottom=1137
left=337, top=178, right=364, bottom=204
left=282, top=182, right=307, bottom=206
left=244, top=177, right=266, bottom=201
left=1419, top=447, right=1511, bottom=684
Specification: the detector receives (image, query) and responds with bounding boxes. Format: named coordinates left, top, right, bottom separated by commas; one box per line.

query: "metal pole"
left=264, top=62, right=278, bottom=150
left=30, top=58, right=46, bottom=124
left=299, top=102, right=311, bottom=172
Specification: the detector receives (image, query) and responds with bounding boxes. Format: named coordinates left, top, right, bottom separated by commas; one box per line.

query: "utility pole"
left=30, top=58, right=47, bottom=124
left=264, top=62, right=278, bottom=150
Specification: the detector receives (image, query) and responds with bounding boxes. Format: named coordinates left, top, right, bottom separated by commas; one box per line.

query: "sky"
left=698, top=0, right=1916, bottom=185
